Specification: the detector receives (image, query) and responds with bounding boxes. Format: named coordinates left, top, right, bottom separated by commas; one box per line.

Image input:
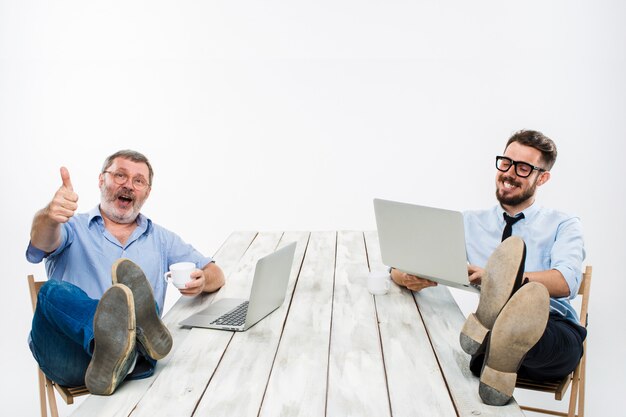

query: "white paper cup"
left=367, top=270, right=391, bottom=295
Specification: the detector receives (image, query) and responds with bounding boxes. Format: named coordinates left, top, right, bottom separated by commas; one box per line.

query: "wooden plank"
left=70, top=231, right=258, bottom=417
left=363, top=231, right=457, bottom=417
left=191, top=232, right=310, bottom=417
left=127, top=326, right=233, bottom=417
left=259, top=231, right=337, bottom=417
left=415, top=285, right=525, bottom=417
left=326, top=231, right=390, bottom=417
left=129, top=231, right=296, bottom=417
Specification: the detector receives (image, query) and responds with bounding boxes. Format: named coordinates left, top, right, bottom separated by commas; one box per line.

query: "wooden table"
left=71, top=231, right=524, bottom=417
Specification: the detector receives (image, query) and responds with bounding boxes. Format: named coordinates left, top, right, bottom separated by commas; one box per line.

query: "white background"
left=1, top=1, right=624, bottom=416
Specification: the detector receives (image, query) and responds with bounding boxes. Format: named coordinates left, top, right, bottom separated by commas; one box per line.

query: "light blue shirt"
left=464, top=203, right=585, bottom=323
left=26, top=206, right=213, bottom=314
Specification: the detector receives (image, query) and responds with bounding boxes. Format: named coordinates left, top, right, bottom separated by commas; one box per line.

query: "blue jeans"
left=29, top=280, right=156, bottom=387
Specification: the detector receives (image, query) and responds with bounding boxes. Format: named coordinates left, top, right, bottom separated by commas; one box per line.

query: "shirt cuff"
left=26, top=242, right=47, bottom=264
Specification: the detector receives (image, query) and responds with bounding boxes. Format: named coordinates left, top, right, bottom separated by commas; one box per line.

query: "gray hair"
left=101, top=150, right=154, bottom=185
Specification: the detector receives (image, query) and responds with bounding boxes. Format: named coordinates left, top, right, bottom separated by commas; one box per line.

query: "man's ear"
left=537, top=171, right=551, bottom=187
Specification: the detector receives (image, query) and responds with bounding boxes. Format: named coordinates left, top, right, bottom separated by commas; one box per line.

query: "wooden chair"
left=516, top=265, right=592, bottom=417
left=28, top=275, right=90, bottom=417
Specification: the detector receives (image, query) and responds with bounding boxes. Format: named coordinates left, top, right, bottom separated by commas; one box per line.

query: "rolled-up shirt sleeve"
left=25, top=225, right=71, bottom=264
left=551, top=216, right=585, bottom=299
left=26, top=242, right=47, bottom=263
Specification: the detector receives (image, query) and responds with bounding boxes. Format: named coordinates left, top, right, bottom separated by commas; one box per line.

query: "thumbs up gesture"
left=47, top=167, right=79, bottom=223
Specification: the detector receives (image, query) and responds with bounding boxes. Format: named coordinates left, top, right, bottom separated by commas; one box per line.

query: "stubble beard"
left=495, top=175, right=539, bottom=207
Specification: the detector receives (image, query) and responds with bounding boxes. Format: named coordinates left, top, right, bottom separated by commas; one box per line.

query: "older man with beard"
left=27, top=150, right=225, bottom=395
left=390, top=130, right=587, bottom=405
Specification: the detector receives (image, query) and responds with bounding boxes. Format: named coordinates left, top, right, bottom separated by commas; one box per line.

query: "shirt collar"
left=496, top=201, right=540, bottom=221
left=88, top=205, right=103, bottom=225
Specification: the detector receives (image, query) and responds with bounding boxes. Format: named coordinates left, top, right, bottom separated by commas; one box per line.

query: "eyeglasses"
left=103, top=171, right=150, bottom=190
left=495, top=156, right=546, bottom=178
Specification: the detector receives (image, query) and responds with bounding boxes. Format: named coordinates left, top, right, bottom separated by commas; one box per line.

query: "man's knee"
left=37, top=280, right=88, bottom=307
left=38, top=279, right=71, bottom=302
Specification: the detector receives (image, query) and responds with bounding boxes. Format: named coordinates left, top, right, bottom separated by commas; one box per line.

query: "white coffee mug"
left=367, top=270, right=391, bottom=295
left=164, top=262, right=195, bottom=289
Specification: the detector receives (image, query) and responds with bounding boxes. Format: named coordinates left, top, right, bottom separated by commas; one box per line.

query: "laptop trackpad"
left=180, top=298, right=246, bottom=327
left=201, top=298, right=246, bottom=315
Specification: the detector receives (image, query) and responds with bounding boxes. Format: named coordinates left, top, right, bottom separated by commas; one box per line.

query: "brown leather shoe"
left=112, top=258, right=173, bottom=360
left=479, top=282, right=550, bottom=406
left=85, top=284, right=137, bottom=395
left=460, top=236, right=526, bottom=355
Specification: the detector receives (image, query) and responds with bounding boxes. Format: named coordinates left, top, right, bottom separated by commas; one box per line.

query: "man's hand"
left=178, top=268, right=205, bottom=297
left=179, top=262, right=225, bottom=296
left=30, top=167, right=80, bottom=253
left=390, top=268, right=437, bottom=292
left=468, top=264, right=484, bottom=285
left=46, top=167, right=79, bottom=224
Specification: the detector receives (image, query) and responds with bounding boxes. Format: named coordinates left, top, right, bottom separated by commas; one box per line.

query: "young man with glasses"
left=26, top=150, right=225, bottom=395
left=390, top=130, right=586, bottom=405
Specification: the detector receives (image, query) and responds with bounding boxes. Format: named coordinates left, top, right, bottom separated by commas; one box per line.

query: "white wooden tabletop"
left=71, top=231, right=524, bottom=417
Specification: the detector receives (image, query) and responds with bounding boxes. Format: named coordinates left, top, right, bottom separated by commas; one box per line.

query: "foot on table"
left=478, top=282, right=550, bottom=406
left=112, top=258, right=173, bottom=360
left=460, top=236, right=526, bottom=355
left=85, top=284, right=137, bottom=395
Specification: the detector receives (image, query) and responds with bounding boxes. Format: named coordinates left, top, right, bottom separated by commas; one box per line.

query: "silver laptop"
left=179, top=242, right=297, bottom=331
left=374, top=198, right=478, bottom=292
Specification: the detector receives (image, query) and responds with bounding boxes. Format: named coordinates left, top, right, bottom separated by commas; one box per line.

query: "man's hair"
left=101, top=150, right=154, bottom=185
left=505, top=130, right=557, bottom=171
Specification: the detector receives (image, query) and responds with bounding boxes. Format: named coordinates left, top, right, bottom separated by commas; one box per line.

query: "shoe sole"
left=112, top=258, right=173, bottom=360
left=479, top=282, right=550, bottom=406
left=460, top=236, right=526, bottom=355
left=85, top=284, right=136, bottom=395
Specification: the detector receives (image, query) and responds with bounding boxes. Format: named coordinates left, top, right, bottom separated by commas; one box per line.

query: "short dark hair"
left=505, top=130, right=557, bottom=171
left=102, top=150, right=154, bottom=185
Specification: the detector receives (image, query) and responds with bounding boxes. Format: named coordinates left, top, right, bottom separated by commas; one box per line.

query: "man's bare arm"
left=525, top=269, right=570, bottom=298
left=201, top=262, right=225, bottom=293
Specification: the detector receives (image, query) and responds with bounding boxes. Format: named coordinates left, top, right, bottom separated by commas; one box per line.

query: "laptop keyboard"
left=210, top=301, right=249, bottom=327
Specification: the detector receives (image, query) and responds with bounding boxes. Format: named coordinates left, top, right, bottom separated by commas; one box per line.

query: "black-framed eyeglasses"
left=103, top=171, right=150, bottom=190
left=495, top=156, right=546, bottom=178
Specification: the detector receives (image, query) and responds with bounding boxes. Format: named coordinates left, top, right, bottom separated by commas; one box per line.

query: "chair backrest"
left=28, top=275, right=45, bottom=312
left=27, top=275, right=89, bottom=417
left=577, top=266, right=591, bottom=327
left=517, top=265, right=592, bottom=417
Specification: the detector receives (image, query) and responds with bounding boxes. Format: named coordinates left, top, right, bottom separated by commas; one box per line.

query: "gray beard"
left=99, top=184, right=144, bottom=224
left=99, top=203, right=139, bottom=224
